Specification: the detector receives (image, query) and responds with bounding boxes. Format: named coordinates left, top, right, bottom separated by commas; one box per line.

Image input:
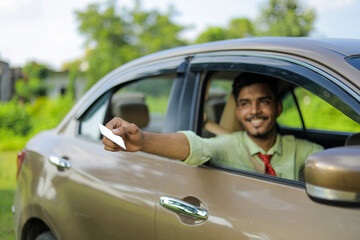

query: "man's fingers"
left=106, top=117, right=129, bottom=130
left=112, top=123, right=138, bottom=136
left=104, top=145, right=122, bottom=152
left=102, top=136, right=121, bottom=149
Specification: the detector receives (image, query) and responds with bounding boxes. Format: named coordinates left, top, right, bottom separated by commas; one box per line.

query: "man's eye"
left=260, top=99, right=270, bottom=105
left=240, top=102, right=249, bottom=107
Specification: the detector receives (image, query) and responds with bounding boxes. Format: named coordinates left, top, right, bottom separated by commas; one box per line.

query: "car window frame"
left=188, top=51, right=360, bottom=186
left=74, top=56, right=191, bottom=142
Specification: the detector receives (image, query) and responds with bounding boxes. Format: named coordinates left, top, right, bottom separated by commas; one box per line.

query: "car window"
left=296, top=87, right=360, bottom=132
left=78, top=74, right=175, bottom=140
left=202, top=75, right=232, bottom=137
left=110, top=75, right=175, bottom=133
left=79, top=93, right=110, bottom=140
left=279, top=87, right=360, bottom=133
left=277, top=90, right=303, bottom=129
left=346, top=56, right=360, bottom=71
left=205, top=79, right=232, bottom=122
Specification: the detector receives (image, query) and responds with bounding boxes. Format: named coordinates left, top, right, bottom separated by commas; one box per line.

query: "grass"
left=0, top=151, right=18, bottom=240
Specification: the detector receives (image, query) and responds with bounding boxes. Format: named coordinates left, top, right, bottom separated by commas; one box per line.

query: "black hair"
left=232, top=72, right=279, bottom=103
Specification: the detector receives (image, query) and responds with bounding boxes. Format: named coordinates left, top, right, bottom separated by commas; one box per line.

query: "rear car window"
left=346, top=56, right=360, bottom=71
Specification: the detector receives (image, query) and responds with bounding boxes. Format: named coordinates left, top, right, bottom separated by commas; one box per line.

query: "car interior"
left=200, top=71, right=360, bottom=150
left=110, top=92, right=150, bottom=129
left=108, top=91, right=166, bottom=134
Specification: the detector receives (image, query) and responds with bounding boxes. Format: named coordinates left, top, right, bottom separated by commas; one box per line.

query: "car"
left=14, top=37, right=360, bottom=240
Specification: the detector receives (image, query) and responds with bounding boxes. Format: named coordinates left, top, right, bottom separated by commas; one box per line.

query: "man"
left=103, top=72, right=323, bottom=180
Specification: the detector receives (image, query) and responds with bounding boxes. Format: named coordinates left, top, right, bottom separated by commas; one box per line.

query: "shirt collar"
left=244, top=132, right=282, bottom=156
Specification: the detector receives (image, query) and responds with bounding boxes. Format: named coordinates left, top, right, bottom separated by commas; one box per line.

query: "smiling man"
left=103, top=72, right=323, bottom=180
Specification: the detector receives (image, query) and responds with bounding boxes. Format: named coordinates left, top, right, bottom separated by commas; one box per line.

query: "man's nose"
left=250, top=102, right=261, bottom=114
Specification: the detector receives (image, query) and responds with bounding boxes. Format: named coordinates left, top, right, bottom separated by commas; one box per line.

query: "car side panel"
left=41, top=135, right=169, bottom=240
left=14, top=130, right=62, bottom=240
left=156, top=161, right=360, bottom=240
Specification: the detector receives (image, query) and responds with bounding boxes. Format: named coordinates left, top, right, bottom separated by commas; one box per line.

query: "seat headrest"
left=219, top=94, right=242, bottom=133
left=345, top=132, right=360, bottom=146
left=205, top=89, right=227, bottom=123
left=112, top=92, right=149, bottom=128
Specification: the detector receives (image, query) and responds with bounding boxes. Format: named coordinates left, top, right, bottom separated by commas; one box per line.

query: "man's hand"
left=103, top=117, right=144, bottom=152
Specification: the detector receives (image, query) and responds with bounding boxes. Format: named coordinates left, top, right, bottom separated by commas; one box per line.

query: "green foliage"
left=278, top=88, right=360, bottom=132
left=75, top=0, right=187, bottom=89
left=256, top=0, right=316, bottom=36
left=146, top=95, right=169, bottom=114
left=22, top=62, right=49, bottom=80
left=195, top=18, right=254, bottom=43
left=65, top=60, right=82, bottom=100
left=196, top=0, right=315, bottom=42
left=0, top=100, right=33, bottom=136
left=0, top=96, right=74, bottom=151
left=15, top=78, right=47, bottom=102
left=195, top=26, right=228, bottom=43
left=15, top=62, right=50, bottom=102
left=0, top=151, right=17, bottom=240
left=295, top=88, right=360, bottom=132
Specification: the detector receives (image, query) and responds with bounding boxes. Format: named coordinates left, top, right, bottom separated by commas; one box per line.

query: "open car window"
left=78, top=74, right=175, bottom=141
left=110, top=75, right=175, bottom=133
left=78, top=92, right=111, bottom=140
left=197, top=68, right=360, bottom=183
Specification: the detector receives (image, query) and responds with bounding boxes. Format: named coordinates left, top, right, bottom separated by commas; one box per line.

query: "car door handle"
left=159, top=196, right=208, bottom=220
left=48, top=155, right=71, bottom=169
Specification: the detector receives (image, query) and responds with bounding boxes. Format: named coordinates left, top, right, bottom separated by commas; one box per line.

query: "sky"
left=0, top=0, right=359, bottom=70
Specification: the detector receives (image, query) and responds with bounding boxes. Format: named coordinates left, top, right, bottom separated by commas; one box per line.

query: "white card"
left=99, top=123, right=126, bottom=149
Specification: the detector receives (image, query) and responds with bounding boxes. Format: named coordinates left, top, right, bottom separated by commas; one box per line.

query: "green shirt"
left=180, top=131, right=323, bottom=180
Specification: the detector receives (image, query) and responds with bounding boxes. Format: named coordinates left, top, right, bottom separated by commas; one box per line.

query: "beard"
left=248, top=125, right=277, bottom=139
left=239, top=116, right=277, bottom=140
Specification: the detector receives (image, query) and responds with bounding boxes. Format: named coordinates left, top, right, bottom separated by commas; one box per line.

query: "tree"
left=75, top=0, right=187, bottom=89
left=195, top=0, right=315, bottom=43
left=195, top=18, right=254, bottom=43
left=227, top=18, right=255, bottom=39
left=61, top=60, right=82, bottom=100
left=15, top=62, right=49, bottom=102
left=256, top=0, right=316, bottom=36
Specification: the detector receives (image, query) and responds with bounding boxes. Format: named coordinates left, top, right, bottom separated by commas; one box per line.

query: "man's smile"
left=246, top=116, right=269, bottom=128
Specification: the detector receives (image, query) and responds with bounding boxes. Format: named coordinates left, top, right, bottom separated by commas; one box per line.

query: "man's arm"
left=102, top=117, right=190, bottom=161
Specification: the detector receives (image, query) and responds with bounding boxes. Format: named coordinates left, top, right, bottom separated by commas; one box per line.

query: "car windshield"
left=346, top=56, right=360, bottom=71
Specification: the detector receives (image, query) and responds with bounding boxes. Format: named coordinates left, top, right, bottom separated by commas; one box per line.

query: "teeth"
left=251, top=119, right=263, bottom=124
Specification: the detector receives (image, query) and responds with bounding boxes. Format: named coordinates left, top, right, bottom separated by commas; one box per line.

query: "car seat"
left=111, top=92, right=150, bottom=128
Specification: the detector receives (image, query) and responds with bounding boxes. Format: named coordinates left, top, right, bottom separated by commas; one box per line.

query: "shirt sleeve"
left=178, top=131, right=230, bottom=166
left=295, top=138, right=324, bottom=170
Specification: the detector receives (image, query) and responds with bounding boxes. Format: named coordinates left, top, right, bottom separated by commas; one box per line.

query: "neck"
left=247, top=130, right=277, bottom=152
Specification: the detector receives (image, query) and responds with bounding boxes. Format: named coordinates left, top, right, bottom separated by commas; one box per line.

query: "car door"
left=155, top=52, right=360, bottom=239
left=41, top=58, right=187, bottom=239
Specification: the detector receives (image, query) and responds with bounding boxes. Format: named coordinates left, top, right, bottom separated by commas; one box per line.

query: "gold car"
left=14, top=37, right=360, bottom=240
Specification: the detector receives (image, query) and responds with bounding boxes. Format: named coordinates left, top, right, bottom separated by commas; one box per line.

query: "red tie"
left=258, top=153, right=276, bottom=176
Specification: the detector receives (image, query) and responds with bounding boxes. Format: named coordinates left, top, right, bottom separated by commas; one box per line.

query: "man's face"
left=235, top=83, right=282, bottom=139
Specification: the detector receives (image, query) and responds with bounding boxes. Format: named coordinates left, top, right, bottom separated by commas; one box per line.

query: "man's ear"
left=276, top=100, right=283, bottom=117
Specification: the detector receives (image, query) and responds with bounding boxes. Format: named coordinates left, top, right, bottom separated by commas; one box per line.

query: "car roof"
left=123, top=37, right=360, bottom=64
left=106, top=37, right=360, bottom=85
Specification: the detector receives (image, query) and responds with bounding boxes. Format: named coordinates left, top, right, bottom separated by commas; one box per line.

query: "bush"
left=0, top=96, right=74, bottom=151
left=0, top=100, right=32, bottom=136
